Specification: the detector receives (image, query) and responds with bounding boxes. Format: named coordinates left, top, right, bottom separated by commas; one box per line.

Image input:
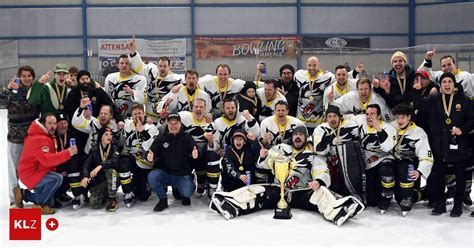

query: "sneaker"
left=124, top=192, right=136, bottom=208
left=463, top=193, right=472, bottom=206
left=153, top=198, right=168, bottom=212
left=106, top=198, right=118, bottom=212
left=172, top=187, right=182, bottom=200
left=32, top=204, right=55, bottom=215
left=181, top=197, right=191, bottom=206
left=57, top=193, right=73, bottom=205
left=431, top=202, right=447, bottom=216
left=13, top=187, right=24, bottom=208
left=450, top=202, right=462, bottom=217
left=72, top=195, right=85, bottom=210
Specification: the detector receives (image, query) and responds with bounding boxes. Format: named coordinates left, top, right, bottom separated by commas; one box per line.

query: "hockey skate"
left=72, top=194, right=85, bottom=210
left=400, top=197, right=413, bottom=217
left=378, top=194, right=392, bottom=214
left=124, top=192, right=135, bottom=208
left=196, top=183, right=207, bottom=197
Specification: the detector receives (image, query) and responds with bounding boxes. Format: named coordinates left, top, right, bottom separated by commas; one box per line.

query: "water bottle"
left=259, top=61, right=266, bottom=77
left=407, top=164, right=415, bottom=181
left=223, top=144, right=228, bottom=155
left=86, top=103, right=93, bottom=115
left=12, top=78, right=21, bottom=94
left=69, top=138, right=76, bottom=147
left=450, top=127, right=459, bottom=150
left=246, top=171, right=251, bottom=186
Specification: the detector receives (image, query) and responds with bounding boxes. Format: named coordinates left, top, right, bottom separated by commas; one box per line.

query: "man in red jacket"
left=13, top=113, right=78, bottom=214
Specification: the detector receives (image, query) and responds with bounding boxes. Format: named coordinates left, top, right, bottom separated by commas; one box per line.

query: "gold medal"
left=59, top=104, right=64, bottom=110
left=445, top=118, right=452, bottom=125
left=308, top=96, right=314, bottom=101
left=239, top=166, right=244, bottom=171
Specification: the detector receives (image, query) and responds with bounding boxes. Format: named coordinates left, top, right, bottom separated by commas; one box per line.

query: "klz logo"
left=10, top=208, right=41, bottom=240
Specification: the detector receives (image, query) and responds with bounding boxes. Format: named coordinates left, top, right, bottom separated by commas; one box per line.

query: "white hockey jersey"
left=418, top=59, right=473, bottom=99
left=259, top=115, right=306, bottom=148
left=103, top=72, right=147, bottom=119
left=390, top=121, right=433, bottom=178
left=294, top=69, right=335, bottom=127
left=157, top=86, right=212, bottom=114
left=198, top=75, right=246, bottom=117
left=333, top=91, right=394, bottom=122
left=213, top=114, right=260, bottom=151
left=178, top=111, right=215, bottom=149
left=256, top=88, right=287, bottom=123
left=71, top=108, right=119, bottom=155
left=122, top=119, right=159, bottom=169
left=258, top=143, right=330, bottom=189
left=351, top=114, right=397, bottom=170
left=322, top=80, right=357, bottom=111
left=312, top=118, right=360, bottom=156
left=129, top=51, right=185, bottom=118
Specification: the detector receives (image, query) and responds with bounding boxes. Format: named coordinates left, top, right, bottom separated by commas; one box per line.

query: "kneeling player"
left=80, top=128, right=131, bottom=211
left=210, top=127, right=364, bottom=226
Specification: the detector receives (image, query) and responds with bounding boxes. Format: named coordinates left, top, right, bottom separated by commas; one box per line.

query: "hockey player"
left=198, top=64, right=249, bottom=119
left=256, top=80, right=287, bottom=122
left=213, top=98, right=260, bottom=156
left=419, top=49, right=473, bottom=99
left=220, top=129, right=261, bottom=191
left=322, top=65, right=358, bottom=111
left=128, top=37, right=184, bottom=122
left=259, top=100, right=306, bottom=149
left=294, top=56, right=335, bottom=133
left=312, top=105, right=363, bottom=200
left=390, top=103, right=433, bottom=216
left=351, top=104, right=397, bottom=210
left=156, top=69, right=211, bottom=118
left=104, top=54, right=147, bottom=119
left=80, top=127, right=122, bottom=211
left=121, top=104, right=159, bottom=204
left=332, top=78, right=394, bottom=122
left=177, top=98, right=220, bottom=197
left=210, top=126, right=364, bottom=226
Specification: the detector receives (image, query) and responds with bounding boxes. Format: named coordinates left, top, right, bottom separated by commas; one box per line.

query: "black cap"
left=439, top=72, right=456, bottom=85
left=232, top=129, right=248, bottom=143
left=55, top=112, right=69, bottom=122
left=167, top=113, right=181, bottom=122
left=292, top=126, right=308, bottom=137
left=76, top=70, right=91, bottom=82
left=326, top=105, right=342, bottom=117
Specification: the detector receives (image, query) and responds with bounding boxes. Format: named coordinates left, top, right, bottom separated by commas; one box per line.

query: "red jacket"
left=18, top=119, right=71, bottom=190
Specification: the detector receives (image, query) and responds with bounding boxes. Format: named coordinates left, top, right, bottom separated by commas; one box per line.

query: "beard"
left=80, top=82, right=95, bottom=93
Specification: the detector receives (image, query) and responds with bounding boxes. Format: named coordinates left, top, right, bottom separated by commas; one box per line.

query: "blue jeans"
left=147, top=169, right=196, bottom=200
left=23, top=172, right=63, bottom=205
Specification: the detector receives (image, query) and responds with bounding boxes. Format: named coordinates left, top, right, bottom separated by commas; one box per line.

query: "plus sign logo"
left=9, top=208, right=42, bottom=240
left=46, top=218, right=59, bottom=231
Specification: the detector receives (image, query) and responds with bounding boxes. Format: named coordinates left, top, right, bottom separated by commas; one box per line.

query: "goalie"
left=210, top=126, right=364, bottom=226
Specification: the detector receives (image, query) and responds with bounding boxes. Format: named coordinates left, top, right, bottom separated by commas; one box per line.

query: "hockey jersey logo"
left=218, top=122, right=246, bottom=146
left=147, top=78, right=181, bottom=104
left=360, top=133, right=380, bottom=152
left=107, top=80, right=139, bottom=101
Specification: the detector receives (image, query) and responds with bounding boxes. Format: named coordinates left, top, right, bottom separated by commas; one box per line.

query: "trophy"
left=273, top=155, right=292, bottom=219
